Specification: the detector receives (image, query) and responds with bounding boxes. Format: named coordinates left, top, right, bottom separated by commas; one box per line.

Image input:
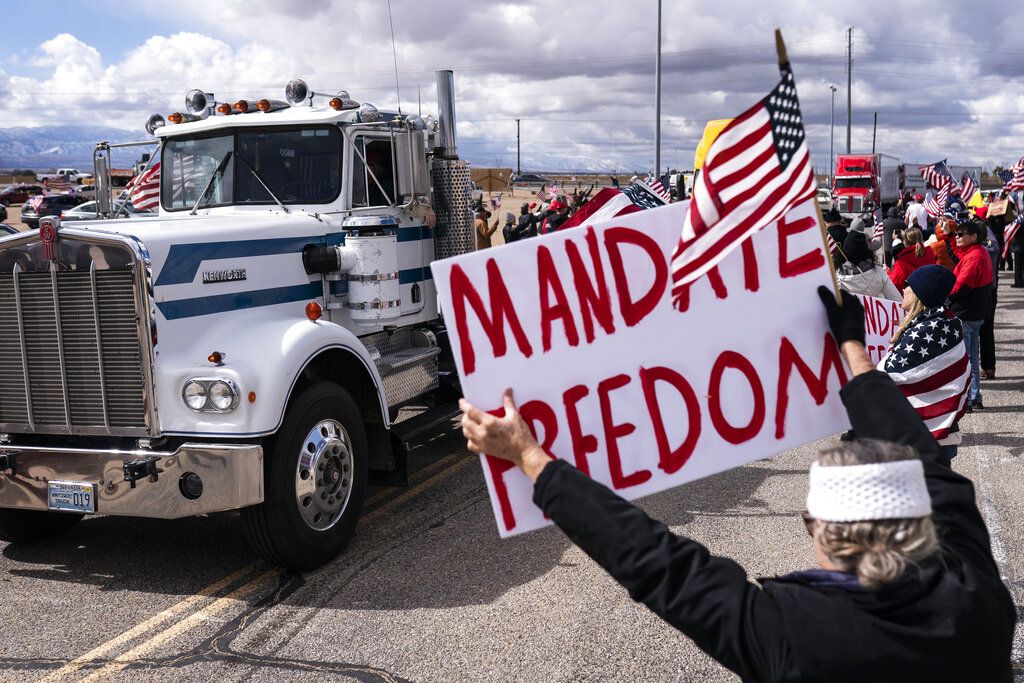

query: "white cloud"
left=1, top=0, right=1023, bottom=171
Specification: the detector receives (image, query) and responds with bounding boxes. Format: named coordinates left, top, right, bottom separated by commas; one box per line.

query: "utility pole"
left=655, top=0, right=662, bottom=178
left=871, top=112, right=877, bottom=153
left=829, top=84, right=837, bottom=185
left=516, top=118, right=521, bottom=176
left=846, top=26, right=853, bottom=154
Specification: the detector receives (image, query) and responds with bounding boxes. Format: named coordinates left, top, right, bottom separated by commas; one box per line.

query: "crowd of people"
left=458, top=181, right=1019, bottom=681
left=824, top=187, right=1018, bottom=417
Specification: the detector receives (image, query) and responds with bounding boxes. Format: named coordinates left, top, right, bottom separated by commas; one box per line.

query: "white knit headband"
left=806, top=460, right=932, bottom=522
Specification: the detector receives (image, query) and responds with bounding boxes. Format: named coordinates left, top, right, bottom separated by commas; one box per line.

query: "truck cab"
left=0, top=72, right=472, bottom=570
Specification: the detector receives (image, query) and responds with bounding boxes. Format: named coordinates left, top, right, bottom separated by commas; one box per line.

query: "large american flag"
left=923, top=191, right=942, bottom=219
left=882, top=306, right=969, bottom=439
left=126, top=162, right=160, bottom=211
left=44, top=176, right=74, bottom=193
left=960, top=170, right=978, bottom=202
left=918, top=160, right=956, bottom=192
left=559, top=182, right=666, bottom=230
left=670, top=52, right=815, bottom=300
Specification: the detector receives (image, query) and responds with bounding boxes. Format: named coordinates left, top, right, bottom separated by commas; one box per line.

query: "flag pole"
left=776, top=29, right=842, bottom=302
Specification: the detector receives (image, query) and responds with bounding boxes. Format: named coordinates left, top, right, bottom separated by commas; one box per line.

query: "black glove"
left=817, top=286, right=865, bottom=345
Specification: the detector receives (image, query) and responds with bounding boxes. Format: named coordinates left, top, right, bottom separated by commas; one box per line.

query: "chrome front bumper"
left=0, top=443, right=263, bottom=518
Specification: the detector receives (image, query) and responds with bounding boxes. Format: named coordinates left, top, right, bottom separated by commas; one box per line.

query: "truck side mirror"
left=395, top=129, right=428, bottom=200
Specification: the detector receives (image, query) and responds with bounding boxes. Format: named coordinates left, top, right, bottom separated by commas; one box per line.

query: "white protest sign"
left=433, top=199, right=855, bottom=537
left=860, top=294, right=904, bottom=365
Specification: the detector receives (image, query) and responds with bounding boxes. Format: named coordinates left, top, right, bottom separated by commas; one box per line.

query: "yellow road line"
left=38, top=449, right=473, bottom=682
left=75, top=570, right=278, bottom=683
left=34, top=563, right=261, bottom=683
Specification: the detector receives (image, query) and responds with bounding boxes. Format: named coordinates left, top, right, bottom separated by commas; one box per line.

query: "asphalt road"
left=0, top=273, right=1021, bottom=682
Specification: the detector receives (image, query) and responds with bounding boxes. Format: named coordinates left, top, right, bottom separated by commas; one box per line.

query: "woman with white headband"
left=459, top=287, right=1014, bottom=682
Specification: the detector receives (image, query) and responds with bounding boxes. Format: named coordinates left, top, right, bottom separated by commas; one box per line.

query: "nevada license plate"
left=47, top=481, right=97, bottom=514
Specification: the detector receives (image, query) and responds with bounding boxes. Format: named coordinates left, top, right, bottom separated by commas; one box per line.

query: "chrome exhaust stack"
left=430, top=70, right=474, bottom=258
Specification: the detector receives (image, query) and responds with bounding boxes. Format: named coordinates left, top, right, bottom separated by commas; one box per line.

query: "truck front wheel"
left=241, top=381, right=368, bottom=570
left=0, top=509, right=82, bottom=544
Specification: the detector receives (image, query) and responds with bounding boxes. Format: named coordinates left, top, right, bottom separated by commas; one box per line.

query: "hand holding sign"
left=460, top=389, right=553, bottom=482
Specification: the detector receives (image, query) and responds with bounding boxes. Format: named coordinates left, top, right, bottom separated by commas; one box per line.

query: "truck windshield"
left=161, top=126, right=342, bottom=211
left=834, top=177, right=872, bottom=189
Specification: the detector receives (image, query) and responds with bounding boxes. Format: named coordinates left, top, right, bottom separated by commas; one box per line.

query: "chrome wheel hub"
left=295, top=419, right=354, bottom=531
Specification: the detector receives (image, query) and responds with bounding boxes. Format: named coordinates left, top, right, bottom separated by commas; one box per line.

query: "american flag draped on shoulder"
left=882, top=306, right=969, bottom=439
left=126, top=162, right=161, bottom=211
left=670, top=31, right=816, bottom=304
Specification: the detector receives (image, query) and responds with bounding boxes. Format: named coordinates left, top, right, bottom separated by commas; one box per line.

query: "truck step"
left=390, top=403, right=461, bottom=444
left=377, top=346, right=441, bottom=406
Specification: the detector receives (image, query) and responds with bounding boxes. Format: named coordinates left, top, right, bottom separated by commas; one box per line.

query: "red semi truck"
left=832, top=153, right=902, bottom=216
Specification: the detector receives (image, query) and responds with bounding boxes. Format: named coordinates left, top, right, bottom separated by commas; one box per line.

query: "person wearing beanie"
left=949, top=220, right=993, bottom=409
left=848, top=215, right=882, bottom=253
left=884, top=264, right=964, bottom=457
left=881, top=206, right=907, bottom=267
left=501, top=211, right=518, bottom=245
left=888, top=226, right=936, bottom=292
left=459, top=290, right=1014, bottom=682
left=838, top=231, right=901, bottom=301
left=823, top=207, right=848, bottom=268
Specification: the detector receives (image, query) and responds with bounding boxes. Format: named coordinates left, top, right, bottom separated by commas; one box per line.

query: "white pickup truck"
left=36, top=168, right=92, bottom=183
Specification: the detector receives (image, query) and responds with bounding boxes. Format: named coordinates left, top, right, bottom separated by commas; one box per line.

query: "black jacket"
left=826, top=223, right=849, bottom=267
left=533, top=370, right=1015, bottom=682
left=516, top=212, right=537, bottom=240
left=881, top=216, right=906, bottom=265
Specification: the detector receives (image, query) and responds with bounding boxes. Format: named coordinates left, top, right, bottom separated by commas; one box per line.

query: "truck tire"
left=0, top=509, right=82, bottom=544
left=241, top=381, right=368, bottom=570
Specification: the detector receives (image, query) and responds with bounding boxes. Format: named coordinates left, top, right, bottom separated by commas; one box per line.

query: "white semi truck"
left=0, top=71, right=473, bottom=570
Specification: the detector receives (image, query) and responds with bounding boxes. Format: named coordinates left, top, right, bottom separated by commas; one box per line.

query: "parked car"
left=0, top=184, right=44, bottom=206
left=20, top=195, right=83, bottom=230
left=816, top=187, right=835, bottom=211
left=0, top=203, right=6, bottom=223
left=0, top=224, right=17, bottom=235
left=60, top=199, right=152, bottom=221
left=513, top=173, right=550, bottom=184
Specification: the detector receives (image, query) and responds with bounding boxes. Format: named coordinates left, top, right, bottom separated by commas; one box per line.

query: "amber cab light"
left=208, top=351, right=224, bottom=365
left=257, top=99, right=271, bottom=112
left=248, top=391, right=257, bottom=403
left=305, top=301, right=322, bottom=321
left=233, top=100, right=249, bottom=113
left=168, top=112, right=183, bottom=124
left=216, top=103, right=232, bottom=115
left=328, top=97, right=343, bottom=111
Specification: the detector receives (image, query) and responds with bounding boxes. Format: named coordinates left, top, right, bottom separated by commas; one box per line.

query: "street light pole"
left=829, top=84, right=837, bottom=187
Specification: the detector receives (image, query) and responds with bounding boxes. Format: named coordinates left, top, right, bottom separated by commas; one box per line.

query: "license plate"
left=47, top=481, right=97, bottom=514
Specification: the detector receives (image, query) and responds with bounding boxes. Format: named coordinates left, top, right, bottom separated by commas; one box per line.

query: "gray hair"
left=813, top=439, right=939, bottom=590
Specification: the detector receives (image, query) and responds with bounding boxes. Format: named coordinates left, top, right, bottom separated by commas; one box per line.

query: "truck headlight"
left=208, top=380, right=238, bottom=411
left=182, top=378, right=240, bottom=412
left=183, top=380, right=208, bottom=410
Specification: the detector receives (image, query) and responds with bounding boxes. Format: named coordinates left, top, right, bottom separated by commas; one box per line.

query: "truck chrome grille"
left=0, top=235, right=150, bottom=436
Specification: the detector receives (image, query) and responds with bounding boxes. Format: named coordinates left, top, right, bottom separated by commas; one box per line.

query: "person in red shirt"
left=949, top=220, right=993, bottom=410
left=889, top=227, right=936, bottom=292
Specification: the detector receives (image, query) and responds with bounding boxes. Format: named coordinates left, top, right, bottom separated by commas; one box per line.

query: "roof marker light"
left=216, top=103, right=232, bottom=115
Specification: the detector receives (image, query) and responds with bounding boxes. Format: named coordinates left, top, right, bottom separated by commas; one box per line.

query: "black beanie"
left=843, top=231, right=872, bottom=264
left=906, top=264, right=956, bottom=308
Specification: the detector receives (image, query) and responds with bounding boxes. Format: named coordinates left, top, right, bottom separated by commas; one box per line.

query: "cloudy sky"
left=1, top=0, right=1022, bottom=172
